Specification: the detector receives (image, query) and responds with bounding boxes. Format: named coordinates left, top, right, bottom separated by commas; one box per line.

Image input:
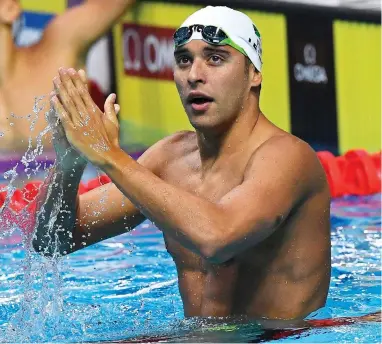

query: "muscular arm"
left=51, top=68, right=327, bottom=263
left=101, top=137, right=324, bottom=263
left=44, top=0, right=136, bottom=55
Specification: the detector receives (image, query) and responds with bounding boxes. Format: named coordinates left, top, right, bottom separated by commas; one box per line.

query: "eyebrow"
left=174, top=47, right=189, bottom=57
left=203, top=46, right=231, bottom=56
left=174, top=46, right=231, bottom=57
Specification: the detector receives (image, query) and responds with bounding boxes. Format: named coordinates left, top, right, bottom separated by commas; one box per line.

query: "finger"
left=49, top=94, right=64, bottom=128
left=114, top=104, right=120, bottom=115
left=48, top=95, right=59, bottom=125
left=51, top=95, right=74, bottom=133
left=58, top=67, right=87, bottom=117
left=78, top=69, right=88, bottom=90
left=104, top=94, right=119, bottom=126
left=48, top=108, right=65, bottom=139
left=68, top=68, right=95, bottom=111
left=53, top=75, right=77, bottom=121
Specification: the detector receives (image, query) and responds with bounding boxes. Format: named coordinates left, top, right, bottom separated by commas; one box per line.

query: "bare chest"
left=0, top=82, right=51, bottom=152
left=159, top=153, right=253, bottom=269
left=1, top=72, right=54, bottom=120
left=0, top=49, right=79, bottom=138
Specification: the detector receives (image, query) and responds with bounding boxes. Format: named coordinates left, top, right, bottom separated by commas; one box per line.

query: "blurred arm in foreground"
left=0, top=0, right=136, bottom=153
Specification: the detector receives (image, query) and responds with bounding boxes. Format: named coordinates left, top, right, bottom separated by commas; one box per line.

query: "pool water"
left=0, top=192, right=381, bottom=343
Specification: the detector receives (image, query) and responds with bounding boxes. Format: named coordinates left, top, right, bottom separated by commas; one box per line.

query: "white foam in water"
left=0, top=95, right=68, bottom=342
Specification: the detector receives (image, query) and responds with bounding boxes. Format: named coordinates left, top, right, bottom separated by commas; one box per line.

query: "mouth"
left=186, top=93, right=214, bottom=112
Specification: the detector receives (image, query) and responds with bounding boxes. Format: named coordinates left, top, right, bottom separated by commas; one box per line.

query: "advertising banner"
left=333, top=21, right=381, bottom=154
left=286, top=14, right=338, bottom=152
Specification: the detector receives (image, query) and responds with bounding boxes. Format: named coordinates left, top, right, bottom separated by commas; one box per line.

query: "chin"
left=188, top=115, right=228, bottom=135
left=188, top=112, right=214, bottom=128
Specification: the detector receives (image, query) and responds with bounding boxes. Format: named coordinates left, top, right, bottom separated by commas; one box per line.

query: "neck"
left=196, top=99, right=261, bottom=173
left=0, top=24, right=17, bottom=85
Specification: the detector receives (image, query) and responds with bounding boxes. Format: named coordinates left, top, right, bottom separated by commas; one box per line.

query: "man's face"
left=173, top=40, right=252, bottom=133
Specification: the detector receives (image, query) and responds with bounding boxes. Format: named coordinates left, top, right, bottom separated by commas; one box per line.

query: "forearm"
left=102, top=149, right=225, bottom=259
left=48, top=0, right=136, bottom=55
left=32, top=161, right=85, bottom=257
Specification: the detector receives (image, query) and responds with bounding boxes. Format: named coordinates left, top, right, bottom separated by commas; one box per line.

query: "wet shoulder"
left=245, top=133, right=328, bottom=194
left=156, top=130, right=197, bottom=158
left=137, top=131, right=197, bottom=175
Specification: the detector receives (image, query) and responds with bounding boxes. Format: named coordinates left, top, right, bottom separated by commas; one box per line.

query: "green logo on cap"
left=253, top=24, right=261, bottom=38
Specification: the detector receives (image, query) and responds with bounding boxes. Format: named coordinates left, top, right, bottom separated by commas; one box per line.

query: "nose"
left=187, top=58, right=206, bottom=88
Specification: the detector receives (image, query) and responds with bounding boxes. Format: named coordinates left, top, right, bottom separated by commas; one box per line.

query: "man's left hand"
left=51, top=67, right=121, bottom=167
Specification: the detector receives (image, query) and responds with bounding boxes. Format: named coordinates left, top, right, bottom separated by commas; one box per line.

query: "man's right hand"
left=47, top=94, right=87, bottom=170
left=48, top=70, right=93, bottom=170
left=49, top=69, right=121, bottom=170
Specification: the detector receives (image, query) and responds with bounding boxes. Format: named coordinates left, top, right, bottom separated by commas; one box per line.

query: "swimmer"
left=34, top=6, right=332, bottom=320
left=0, top=0, right=136, bottom=154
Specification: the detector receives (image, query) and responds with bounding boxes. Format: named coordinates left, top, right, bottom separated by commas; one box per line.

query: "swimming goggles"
left=173, top=25, right=248, bottom=57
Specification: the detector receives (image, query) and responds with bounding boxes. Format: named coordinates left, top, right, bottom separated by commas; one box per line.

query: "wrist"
left=56, top=154, right=87, bottom=174
left=100, top=147, right=132, bottom=173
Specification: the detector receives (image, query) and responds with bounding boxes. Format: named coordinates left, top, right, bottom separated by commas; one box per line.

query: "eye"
left=176, top=56, right=191, bottom=67
left=208, top=54, right=224, bottom=65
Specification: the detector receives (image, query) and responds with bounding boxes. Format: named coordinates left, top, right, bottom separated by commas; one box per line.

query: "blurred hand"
left=51, top=68, right=121, bottom=167
left=48, top=70, right=89, bottom=169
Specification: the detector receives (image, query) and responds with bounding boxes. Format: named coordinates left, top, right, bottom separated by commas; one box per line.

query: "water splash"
left=0, top=95, right=68, bottom=342
left=0, top=95, right=137, bottom=342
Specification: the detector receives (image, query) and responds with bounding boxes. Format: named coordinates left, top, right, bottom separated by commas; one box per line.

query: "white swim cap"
left=175, top=6, right=263, bottom=71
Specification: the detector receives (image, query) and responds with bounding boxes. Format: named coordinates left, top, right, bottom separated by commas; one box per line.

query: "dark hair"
left=244, top=57, right=261, bottom=94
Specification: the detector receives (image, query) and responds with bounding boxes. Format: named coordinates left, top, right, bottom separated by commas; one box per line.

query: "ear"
left=0, top=0, right=21, bottom=25
left=250, top=68, right=262, bottom=89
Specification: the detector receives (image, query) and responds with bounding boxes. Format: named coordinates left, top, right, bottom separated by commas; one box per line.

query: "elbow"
left=200, top=244, right=231, bottom=264
left=199, top=230, right=233, bottom=264
left=197, top=213, right=278, bottom=264
left=197, top=219, right=239, bottom=264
